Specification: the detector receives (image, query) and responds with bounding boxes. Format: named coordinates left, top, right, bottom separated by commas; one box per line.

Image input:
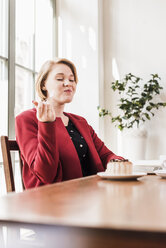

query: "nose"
left=63, top=79, right=72, bottom=87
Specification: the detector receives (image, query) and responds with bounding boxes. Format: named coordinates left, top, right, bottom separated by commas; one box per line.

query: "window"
left=15, top=0, right=55, bottom=116
left=0, top=0, right=56, bottom=141
left=0, top=0, right=8, bottom=164
left=0, top=0, right=56, bottom=194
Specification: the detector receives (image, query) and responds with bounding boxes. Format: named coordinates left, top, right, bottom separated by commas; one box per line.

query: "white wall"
left=56, top=0, right=166, bottom=159
left=56, top=0, right=103, bottom=134
left=103, top=0, right=166, bottom=159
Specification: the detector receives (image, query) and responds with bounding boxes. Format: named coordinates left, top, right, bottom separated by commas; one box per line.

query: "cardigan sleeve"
left=88, top=124, right=124, bottom=168
left=15, top=112, right=59, bottom=184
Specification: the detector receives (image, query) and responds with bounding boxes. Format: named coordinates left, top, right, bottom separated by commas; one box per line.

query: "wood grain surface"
left=0, top=175, right=166, bottom=234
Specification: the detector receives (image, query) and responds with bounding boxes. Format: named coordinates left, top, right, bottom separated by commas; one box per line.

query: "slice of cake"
left=105, top=159, right=133, bottom=175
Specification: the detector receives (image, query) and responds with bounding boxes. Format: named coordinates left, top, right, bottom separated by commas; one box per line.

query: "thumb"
left=32, top=100, right=38, bottom=108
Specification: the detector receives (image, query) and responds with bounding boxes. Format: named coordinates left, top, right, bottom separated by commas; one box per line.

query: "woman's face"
left=44, top=63, right=77, bottom=105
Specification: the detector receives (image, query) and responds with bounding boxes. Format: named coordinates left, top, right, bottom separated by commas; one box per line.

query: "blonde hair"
left=35, top=58, right=78, bottom=100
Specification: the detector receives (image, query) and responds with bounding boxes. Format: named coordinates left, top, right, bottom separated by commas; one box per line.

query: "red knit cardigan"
left=15, top=108, right=122, bottom=189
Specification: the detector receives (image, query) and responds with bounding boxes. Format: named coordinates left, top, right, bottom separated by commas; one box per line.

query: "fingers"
left=38, top=101, right=45, bottom=119
left=46, top=103, right=52, bottom=113
left=32, top=100, right=46, bottom=118
left=46, top=103, right=54, bottom=120
left=32, top=100, right=55, bottom=122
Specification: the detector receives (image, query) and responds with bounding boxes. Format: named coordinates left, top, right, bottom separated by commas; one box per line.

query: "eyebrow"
left=55, top=73, right=74, bottom=77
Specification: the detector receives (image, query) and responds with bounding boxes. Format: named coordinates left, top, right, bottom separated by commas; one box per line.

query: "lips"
left=64, top=89, right=72, bottom=93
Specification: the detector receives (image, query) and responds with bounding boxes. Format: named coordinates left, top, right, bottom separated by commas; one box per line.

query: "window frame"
left=0, top=0, right=57, bottom=167
left=6, top=0, right=57, bottom=139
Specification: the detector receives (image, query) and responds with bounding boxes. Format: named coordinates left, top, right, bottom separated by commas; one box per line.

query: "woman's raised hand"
left=32, top=100, right=56, bottom=122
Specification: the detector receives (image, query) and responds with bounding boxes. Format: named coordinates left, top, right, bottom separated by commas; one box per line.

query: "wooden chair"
left=0, top=136, right=24, bottom=193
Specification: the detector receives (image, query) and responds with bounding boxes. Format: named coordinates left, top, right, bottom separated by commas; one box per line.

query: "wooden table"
left=0, top=175, right=166, bottom=248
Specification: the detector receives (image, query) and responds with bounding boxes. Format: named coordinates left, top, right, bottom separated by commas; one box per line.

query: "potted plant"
left=98, top=73, right=166, bottom=159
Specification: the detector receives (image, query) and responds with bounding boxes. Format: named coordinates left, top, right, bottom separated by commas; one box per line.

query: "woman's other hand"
left=32, top=100, right=56, bottom=122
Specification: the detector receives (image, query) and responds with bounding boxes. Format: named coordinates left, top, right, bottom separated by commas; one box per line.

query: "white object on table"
left=132, top=160, right=162, bottom=174
left=97, top=172, right=147, bottom=180
left=154, top=169, right=166, bottom=178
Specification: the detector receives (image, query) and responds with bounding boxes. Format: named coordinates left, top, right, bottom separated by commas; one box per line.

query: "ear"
left=42, top=85, right=46, bottom=91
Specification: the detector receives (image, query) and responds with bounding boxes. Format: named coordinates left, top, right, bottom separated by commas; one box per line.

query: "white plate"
left=154, top=170, right=166, bottom=178
left=97, top=172, right=147, bottom=180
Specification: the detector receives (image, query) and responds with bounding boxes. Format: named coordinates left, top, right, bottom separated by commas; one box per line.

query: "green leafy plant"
left=98, top=73, right=166, bottom=131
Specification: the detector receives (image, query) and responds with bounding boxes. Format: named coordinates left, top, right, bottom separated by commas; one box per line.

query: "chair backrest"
left=0, top=136, right=24, bottom=193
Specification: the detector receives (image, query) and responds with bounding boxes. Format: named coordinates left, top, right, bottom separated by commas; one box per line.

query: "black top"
left=65, top=120, right=89, bottom=176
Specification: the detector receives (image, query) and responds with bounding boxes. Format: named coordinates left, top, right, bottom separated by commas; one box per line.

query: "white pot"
left=118, top=128, right=147, bottom=160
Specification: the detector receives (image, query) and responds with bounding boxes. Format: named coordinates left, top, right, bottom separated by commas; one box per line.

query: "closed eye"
left=57, top=78, right=63, bottom=81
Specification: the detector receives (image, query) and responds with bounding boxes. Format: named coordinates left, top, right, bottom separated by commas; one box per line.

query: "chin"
left=63, top=96, right=73, bottom=103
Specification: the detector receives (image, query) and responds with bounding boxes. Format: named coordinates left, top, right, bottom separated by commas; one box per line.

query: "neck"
left=53, top=104, right=65, bottom=117
left=55, top=107, right=65, bottom=117
left=48, top=98, right=65, bottom=117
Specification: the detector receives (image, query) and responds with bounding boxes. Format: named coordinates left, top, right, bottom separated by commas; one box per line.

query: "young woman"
left=15, top=58, right=123, bottom=189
